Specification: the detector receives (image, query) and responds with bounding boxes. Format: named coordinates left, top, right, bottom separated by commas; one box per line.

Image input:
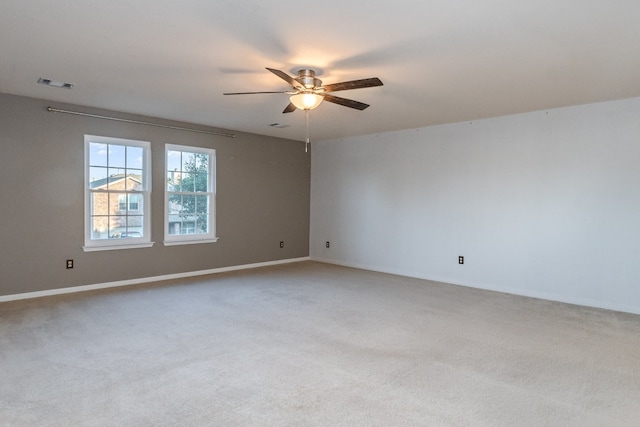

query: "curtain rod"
left=47, top=107, right=235, bottom=138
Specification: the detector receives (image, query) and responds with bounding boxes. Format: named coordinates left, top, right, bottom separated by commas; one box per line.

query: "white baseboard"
left=0, top=257, right=310, bottom=302
left=310, top=256, right=640, bottom=316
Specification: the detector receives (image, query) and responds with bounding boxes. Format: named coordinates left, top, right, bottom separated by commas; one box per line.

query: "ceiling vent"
left=268, top=123, right=290, bottom=129
left=38, top=77, right=74, bottom=89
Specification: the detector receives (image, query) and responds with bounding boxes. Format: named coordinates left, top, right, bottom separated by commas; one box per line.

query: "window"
left=165, top=144, right=217, bottom=245
left=129, top=194, right=140, bottom=211
left=118, top=194, right=139, bottom=211
left=84, top=135, right=152, bottom=251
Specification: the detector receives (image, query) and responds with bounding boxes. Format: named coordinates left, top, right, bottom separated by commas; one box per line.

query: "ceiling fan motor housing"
left=295, top=69, right=323, bottom=90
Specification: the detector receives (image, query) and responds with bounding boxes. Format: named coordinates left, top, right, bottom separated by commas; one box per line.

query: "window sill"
left=83, top=242, right=155, bottom=252
left=163, top=237, right=219, bottom=246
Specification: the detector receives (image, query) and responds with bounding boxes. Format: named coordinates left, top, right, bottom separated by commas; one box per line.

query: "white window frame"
left=164, top=144, right=218, bottom=246
left=84, top=135, right=153, bottom=251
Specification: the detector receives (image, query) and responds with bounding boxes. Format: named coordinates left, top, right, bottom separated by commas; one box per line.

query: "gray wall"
left=310, top=97, right=640, bottom=314
left=0, top=92, right=310, bottom=296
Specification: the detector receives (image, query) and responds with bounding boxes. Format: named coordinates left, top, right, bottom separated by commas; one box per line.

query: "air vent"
left=38, top=77, right=74, bottom=89
left=268, top=123, right=290, bottom=129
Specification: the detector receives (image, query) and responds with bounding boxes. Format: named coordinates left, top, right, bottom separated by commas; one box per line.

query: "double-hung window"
left=165, top=144, right=217, bottom=245
left=84, top=135, right=152, bottom=251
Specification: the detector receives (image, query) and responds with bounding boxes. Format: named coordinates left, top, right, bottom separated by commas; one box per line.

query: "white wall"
left=310, top=97, right=640, bottom=314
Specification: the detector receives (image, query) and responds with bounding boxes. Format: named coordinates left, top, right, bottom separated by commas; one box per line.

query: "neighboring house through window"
left=118, top=194, right=140, bottom=211
left=84, top=135, right=152, bottom=251
left=165, top=144, right=218, bottom=245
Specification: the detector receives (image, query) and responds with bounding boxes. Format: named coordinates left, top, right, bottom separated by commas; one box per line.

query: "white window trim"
left=163, top=238, right=219, bottom=246
left=164, top=144, right=218, bottom=246
left=83, top=135, right=154, bottom=252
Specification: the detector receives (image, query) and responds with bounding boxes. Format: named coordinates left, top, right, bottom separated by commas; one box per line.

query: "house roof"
left=90, top=174, right=142, bottom=190
left=1, top=1, right=639, bottom=142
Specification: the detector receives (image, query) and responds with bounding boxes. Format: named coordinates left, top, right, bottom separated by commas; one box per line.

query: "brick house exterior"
left=90, top=174, right=144, bottom=238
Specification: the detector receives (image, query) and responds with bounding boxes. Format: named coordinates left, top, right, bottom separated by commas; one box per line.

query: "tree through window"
left=165, top=144, right=217, bottom=245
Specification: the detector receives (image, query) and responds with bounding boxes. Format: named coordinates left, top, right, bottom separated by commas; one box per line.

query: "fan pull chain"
left=305, top=109, right=310, bottom=153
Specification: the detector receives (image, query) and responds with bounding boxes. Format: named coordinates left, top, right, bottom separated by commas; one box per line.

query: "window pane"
left=168, top=214, right=181, bottom=235
left=195, top=173, right=208, bottom=192
left=89, top=167, right=108, bottom=189
left=196, top=196, right=208, bottom=234
left=168, top=194, right=182, bottom=214
left=91, top=216, right=109, bottom=239
left=126, top=146, right=143, bottom=169
left=126, top=215, right=144, bottom=233
left=180, top=173, right=195, bottom=192
left=196, top=214, right=208, bottom=234
left=126, top=169, right=143, bottom=191
left=196, top=195, right=208, bottom=214
left=168, top=217, right=194, bottom=235
left=182, top=152, right=195, bottom=171
left=180, top=218, right=196, bottom=234
left=109, top=216, right=127, bottom=237
left=89, top=143, right=108, bottom=167
left=183, top=195, right=196, bottom=214
left=117, top=194, right=127, bottom=212
left=167, top=150, right=181, bottom=172
left=195, top=153, right=208, bottom=169
left=167, top=175, right=178, bottom=191
left=107, top=168, right=126, bottom=190
left=129, top=194, right=140, bottom=211
left=91, top=193, right=108, bottom=216
left=108, top=144, right=126, bottom=168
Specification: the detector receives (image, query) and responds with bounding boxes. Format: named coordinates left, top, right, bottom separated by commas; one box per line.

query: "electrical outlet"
left=326, top=241, right=330, bottom=248
left=279, top=241, right=284, bottom=248
left=66, top=259, right=74, bottom=269
left=458, top=256, right=464, bottom=265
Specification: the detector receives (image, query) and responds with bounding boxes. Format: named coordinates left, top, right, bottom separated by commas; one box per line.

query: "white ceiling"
left=1, top=0, right=639, bottom=142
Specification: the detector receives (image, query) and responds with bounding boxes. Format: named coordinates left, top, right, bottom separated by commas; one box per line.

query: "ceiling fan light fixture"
left=289, top=93, right=323, bottom=110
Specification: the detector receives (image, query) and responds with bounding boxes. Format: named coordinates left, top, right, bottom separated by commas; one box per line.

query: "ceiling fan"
left=223, top=68, right=383, bottom=113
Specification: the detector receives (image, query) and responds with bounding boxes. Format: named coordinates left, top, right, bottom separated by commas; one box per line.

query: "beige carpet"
left=1, top=261, right=639, bottom=426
